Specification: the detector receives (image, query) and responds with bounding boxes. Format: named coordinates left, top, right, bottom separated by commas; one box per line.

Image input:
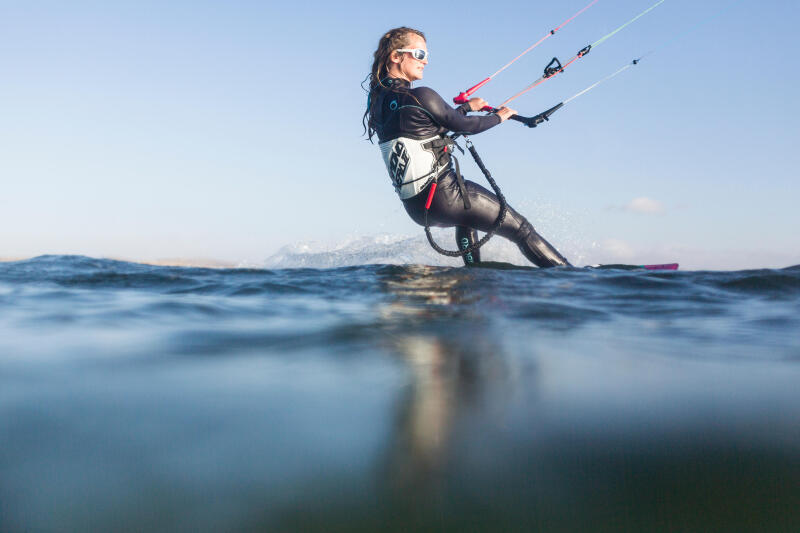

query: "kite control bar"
left=518, top=103, right=564, bottom=127
left=479, top=102, right=564, bottom=128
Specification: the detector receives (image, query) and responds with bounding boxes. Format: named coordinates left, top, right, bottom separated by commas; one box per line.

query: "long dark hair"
left=362, top=27, right=426, bottom=142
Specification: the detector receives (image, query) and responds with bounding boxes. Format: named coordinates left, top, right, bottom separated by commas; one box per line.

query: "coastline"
left=0, top=255, right=238, bottom=269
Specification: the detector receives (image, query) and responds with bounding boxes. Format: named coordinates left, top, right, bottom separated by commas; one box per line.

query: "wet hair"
left=362, top=27, right=426, bottom=142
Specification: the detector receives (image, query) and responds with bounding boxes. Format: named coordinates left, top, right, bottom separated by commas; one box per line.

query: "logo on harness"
left=378, top=135, right=442, bottom=199
left=388, top=141, right=410, bottom=187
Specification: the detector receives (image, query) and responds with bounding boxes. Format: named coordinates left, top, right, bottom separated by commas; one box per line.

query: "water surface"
left=1, top=256, right=798, bottom=531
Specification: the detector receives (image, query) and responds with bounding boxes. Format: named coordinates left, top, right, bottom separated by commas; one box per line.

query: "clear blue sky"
left=1, top=0, right=798, bottom=268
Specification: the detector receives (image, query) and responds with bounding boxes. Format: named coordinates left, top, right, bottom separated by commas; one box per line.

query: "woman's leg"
left=459, top=179, right=570, bottom=267
left=403, top=173, right=571, bottom=267
left=455, top=226, right=480, bottom=266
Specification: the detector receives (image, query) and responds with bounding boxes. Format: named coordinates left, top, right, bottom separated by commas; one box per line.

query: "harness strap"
left=452, top=155, right=471, bottom=210
left=422, top=138, right=450, bottom=149
left=422, top=136, right=471, bottom=210
left=398, top=171, right=437, bottom=187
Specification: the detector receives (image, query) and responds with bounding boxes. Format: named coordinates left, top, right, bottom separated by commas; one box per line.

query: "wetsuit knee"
left=514, top=220, right=572, bottom=268
left=515, top=220, right=534, bottom=242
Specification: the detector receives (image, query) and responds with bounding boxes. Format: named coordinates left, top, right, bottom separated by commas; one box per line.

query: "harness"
left=379, top=135, right=449, bottom=200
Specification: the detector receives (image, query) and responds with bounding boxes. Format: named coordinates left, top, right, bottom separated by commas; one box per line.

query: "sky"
left=1, top=0, right=798, bottom=269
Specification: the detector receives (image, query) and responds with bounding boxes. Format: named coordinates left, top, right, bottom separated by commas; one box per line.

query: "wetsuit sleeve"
left=456, top=103, right=471, bottom=115
left=414, top=87, right=501, bottom=134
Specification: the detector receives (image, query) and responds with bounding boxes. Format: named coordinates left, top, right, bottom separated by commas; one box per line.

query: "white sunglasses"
left=396, top=48, right=429, bottom=61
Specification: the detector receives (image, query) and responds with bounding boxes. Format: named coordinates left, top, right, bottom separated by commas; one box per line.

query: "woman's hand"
left=467, top=97, right=489, bottom=112
left=495, top=106, right=517, bottom=122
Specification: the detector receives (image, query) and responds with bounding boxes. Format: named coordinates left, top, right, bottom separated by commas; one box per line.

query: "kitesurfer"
left=363, top=27, right=571, bottom=267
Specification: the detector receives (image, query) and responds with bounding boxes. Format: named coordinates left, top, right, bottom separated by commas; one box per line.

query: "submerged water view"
left=1, top=256, right=799, bottom=531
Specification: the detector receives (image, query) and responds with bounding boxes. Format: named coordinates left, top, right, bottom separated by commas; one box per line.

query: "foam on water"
left=262, top=232, right=529, bottom=268
left=262, top=228, right=614, bottom=269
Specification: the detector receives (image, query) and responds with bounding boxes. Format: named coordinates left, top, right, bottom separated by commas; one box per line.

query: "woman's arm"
left=413, top=87, right=501, bottom=135
left=455, top=102, right=471, bottom=116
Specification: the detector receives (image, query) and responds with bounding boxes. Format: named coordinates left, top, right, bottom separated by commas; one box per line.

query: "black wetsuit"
left=373, top=77, right=570, bottom=267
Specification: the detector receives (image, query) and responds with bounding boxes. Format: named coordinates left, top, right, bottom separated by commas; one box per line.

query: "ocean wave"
left=3, top=256, right=800, bottom=301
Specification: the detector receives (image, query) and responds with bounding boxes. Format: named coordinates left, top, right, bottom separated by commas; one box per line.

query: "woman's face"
left=391, top=33, right=428, bottom=82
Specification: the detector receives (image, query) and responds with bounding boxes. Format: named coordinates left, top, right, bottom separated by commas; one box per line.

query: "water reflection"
left=375, top=265, right=525, bottom=504
left=363, top=265, right=800, bottom=532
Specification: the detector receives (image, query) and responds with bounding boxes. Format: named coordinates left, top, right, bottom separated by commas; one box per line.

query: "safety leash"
left=424, top=137, right=508, bottom=257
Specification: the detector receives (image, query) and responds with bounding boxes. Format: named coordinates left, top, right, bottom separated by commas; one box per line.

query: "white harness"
left=379, top=135, right=448, bottom=200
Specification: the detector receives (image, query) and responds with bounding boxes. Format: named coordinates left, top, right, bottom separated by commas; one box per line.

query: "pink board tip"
left=641, top=263, right=679, bottom=271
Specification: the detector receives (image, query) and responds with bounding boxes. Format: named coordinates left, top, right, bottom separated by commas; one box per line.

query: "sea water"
left=1, top=255, right=799, bottom=531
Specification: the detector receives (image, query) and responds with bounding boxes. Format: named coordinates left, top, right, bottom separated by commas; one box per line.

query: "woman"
left=363, top=27, right=571, bottom=267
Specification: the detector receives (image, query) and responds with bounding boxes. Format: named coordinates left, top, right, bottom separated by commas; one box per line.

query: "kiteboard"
left=588, top=263, right=679, bottom=271
left=472, top=262, right=679, bottom=271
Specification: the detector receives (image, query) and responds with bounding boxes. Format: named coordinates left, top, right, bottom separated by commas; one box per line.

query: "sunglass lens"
left=414, top=50, right=426, bottom=60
